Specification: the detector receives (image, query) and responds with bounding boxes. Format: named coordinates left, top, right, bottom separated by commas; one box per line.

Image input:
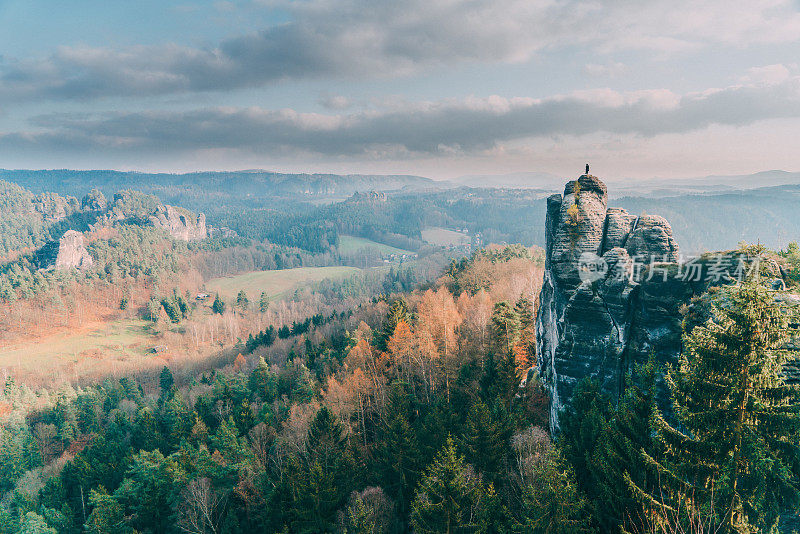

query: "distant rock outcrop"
left=536, top=173, right=791, bottom=431
left=345, top=191, right=387, bottom=204
left=148, top=205, right=207, bottom=241
left=32, top=192, right=79, bottom=222
left=37, top=230, right=93, bottom=270
left=81, top=188, right=108, bottom=212
left=87, top=191, right=206, bottom=241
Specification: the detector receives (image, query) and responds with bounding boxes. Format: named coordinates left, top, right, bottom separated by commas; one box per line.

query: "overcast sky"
left=1, top=0, right=800, bottom=180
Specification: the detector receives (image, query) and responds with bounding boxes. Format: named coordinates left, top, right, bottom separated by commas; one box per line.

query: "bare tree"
left=177, top=478, right=229, bottom=534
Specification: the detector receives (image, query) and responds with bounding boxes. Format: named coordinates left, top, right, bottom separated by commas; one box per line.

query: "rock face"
left=536, top=174, right=737, bottom=431
left=37, top=230, right=93, bottom=270
left=32, top=193, right=79, bottom=222
left=148, top=205, right=207, bottom=241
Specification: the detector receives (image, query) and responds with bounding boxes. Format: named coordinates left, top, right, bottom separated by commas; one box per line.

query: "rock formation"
left=148, top=205, right=207, bottom=241
left=32, top=192, right=79, bottom=222
left=81, top=188, right=108, bottom=212
left=37, top=230, right=93, bottom=270
left=535, top=173, right=791, bottom=431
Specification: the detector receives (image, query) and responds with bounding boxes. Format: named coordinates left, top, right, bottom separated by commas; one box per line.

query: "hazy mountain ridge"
left=616, top=184, right=800, bottom=253
left=455, top=169, right=800, bottom=197
left=0, top=170, right=441, bottom=211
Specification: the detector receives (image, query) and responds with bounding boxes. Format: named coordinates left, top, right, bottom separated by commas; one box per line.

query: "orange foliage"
left=233, top=353, right=246, bottom=373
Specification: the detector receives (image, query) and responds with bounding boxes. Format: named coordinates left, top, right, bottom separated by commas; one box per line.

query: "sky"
left=1, top=0, right=800, bottom=180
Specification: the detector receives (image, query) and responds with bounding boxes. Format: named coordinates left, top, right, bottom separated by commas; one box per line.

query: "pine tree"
left=375, top=383, right=423, bottom=518
left=491, top=301, right=520, bottom=356
left=17, top=511, right=58, bottom=534
left=159, top=366, right=174, bottom=396
left=515, top=447, right=594, bottom=534
left=640, top=278, right=800, bottom=532
left=558, top=379, right=613, bottom=498
left=459, top=400, right=512, bottom=485
left=259, top=291, right=269, bottom=313
left=378, top=298, right=412, bottom=350
left=589, top=362, right=660, bottom=533
left=236, top=289, right=249, bottom=310
left=287, top=406, right=358, bottom=533
left=85, top=487, right=130, bottom=534
left=410, top=436, right=489, bottom=534
left=514, top=297, right=534, bottom=330
left=212, top=294, right=225, bottom=315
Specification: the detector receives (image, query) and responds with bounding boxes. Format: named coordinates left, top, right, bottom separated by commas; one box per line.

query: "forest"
left=0, top=173, right=800, bottom=533
left=0, top=241, right=797, bottom=533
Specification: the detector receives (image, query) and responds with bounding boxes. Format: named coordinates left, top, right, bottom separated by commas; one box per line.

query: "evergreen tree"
left=236, top=289, right=249, bottom=310
left=212, top=294, right=226, bottom=315
left=558, top=378, right=612, bottom=495
left=459, top=400, right=512, bottom=485
left=491, top=301, right=520, bottom=356
left=375, top=383, right=423, bottom=518
left=259, top=291, right=269, bottom=313
left=159, top=366, right=174, bottom=396
left=588, top=362, right=660, bottom=533
left=410, top=436, right=489, bottom=534
left=514, top=297, right=534, bottom=330
left=17, top=511, right=57, bottom=534
left=84, top=488, right=130, bottom=534
left=377, top=298, right=412, bottom=350
left=514, top=447, right=594, bottom=534
left=640, top=279, right=800, bottom=532
left=286, top=406, right=358, bottom=533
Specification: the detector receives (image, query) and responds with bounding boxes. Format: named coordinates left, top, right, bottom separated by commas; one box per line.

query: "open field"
left=0, top=318, right=153, bottom=373
left=206, top=266, right=362, bottom=301
left=338, top=235, right=413, bottom=256
left=421, top=227, right=471, bottom=247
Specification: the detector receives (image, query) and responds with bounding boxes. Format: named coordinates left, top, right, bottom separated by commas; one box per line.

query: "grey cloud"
left=3, top=0, right=800, bottom=102
left=4, top=78, right=800, bottom=158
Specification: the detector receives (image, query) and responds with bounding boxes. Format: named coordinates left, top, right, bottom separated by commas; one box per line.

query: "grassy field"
left=0, top=318, right=154, bottom=372
left=206, top=266, right=362, bottom=301
left=338, top=235, right=412, bottom=255
left=421, top=227, right=471, bottom=247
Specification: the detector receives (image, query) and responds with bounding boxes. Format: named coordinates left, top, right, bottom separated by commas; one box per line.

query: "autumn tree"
left=387, top=319, right=414, bottom=383
left=416, top=288, right=463, bottom=401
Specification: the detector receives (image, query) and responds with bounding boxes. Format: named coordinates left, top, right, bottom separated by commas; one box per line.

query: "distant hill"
left=607, top=170, right=800, bottom=198
left=454, top=171, right=563, bottom=189
left=0, top=170, right=441, bottom=212
left=616, top=184, right=800, bottom=253
left=454, top=169, right=800, bottom=198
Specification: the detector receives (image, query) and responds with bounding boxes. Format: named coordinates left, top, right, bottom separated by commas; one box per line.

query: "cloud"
left=583, top=62, right=628, bottom=78
left=740, top=64, right=792, bottom=85
left=318, top=94, right=353, bottom=110
left=2, top=0, right=800, bottom=102
left=5, top=77, right=800, bottom=159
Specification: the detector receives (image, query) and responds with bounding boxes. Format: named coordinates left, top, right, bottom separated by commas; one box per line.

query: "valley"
left=205, top=265, right=365, bottom=302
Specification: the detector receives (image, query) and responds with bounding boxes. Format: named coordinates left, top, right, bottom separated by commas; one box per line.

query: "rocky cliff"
left=36, top=230, right=93, bottom=270
left=148, top=205, right=207, bottom=241
left=535, top=173, right=791, bottom=431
